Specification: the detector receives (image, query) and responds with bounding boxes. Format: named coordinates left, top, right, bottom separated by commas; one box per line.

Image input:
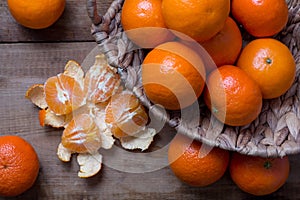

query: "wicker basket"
left=87, top=0, right=300, bottom=157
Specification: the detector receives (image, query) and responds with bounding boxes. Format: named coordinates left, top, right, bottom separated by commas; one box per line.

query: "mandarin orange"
left=230, top=153, right=290, bottom=196
left=121, top=0, right=174, bottom=48
left=7, top=0, right=65, bottom=29
left=0, top=135, right=39, bottom=197
left=204, top=65, right=262, bottom=126
left=168, top=133, right=229, bottom=187
left=201, top=17, right=242, bottom=71
left=142, top=41, right=206, bottom=110
left=237, top=38, right=296, bottom=99
left=161, top=0, right=230, bottom=42
left=231, top=0, right=288, bottom=37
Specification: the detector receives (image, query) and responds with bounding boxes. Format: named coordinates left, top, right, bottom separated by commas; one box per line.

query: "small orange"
left=161, top=0, right=230, bottom=42
left=168, top=133, right=229, bottom=187
left=44, top=73, right=85, bottom=115
left=7, top=0, right=65, bottom=29
left=0, top=135, right=39, bottom=197
left=142, top=41, right=206, bottom=110
left=200, top=17, right=242, bottom=71
left=105, top=90, right=148, bottom=138
left=230, top=153, right=290, bottom=196
left=204, top=65, right=262, bottom=126
left=237, top=38, right=296, bottom=99
left=231, top=0, right=288, bottom=37
left=121, top=0, right=174, bottom=48
left=62, top=113, right=101, bottom=153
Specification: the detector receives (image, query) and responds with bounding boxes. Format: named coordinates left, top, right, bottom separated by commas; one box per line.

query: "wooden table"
left=1, top=1, right=300, bottom=199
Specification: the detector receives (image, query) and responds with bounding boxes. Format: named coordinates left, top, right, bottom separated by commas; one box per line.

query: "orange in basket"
left=237, top=38, right=296, bottom=99
left=231, top=0, right=288, bottom=37
left=204, top=65, right=262, bottom=126
left=200, top=17, right=242, bottom=70
left=161, top=0, right=230, bottom=42
left=121, top=0, right=174, bottom=48
left=142, top=41, right=206, bottom=110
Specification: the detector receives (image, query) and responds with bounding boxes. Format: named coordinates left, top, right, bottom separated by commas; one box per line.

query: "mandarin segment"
left=105, top=90, right=148, bottom=139
left=84, top=54, right=121, bottom=103
left=44, top=73, right=85, bottom=115
left=62, top=113, right=101, bottom=153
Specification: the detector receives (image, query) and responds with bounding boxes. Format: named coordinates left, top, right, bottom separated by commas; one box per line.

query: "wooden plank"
left=0, top=0, right=114, bottom=42
left=0, top=44, right=300, bottom=199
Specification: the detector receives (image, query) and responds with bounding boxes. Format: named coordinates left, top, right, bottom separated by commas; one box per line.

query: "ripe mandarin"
left=168, top=133, right=229, bottom=187
left=230, top=153, right=290, bottom=196
left=231, top=0, right=288, bottom=37
left=237, top=38, right=296, bottom=99
left=0, top=135, right=39, bottom=197
left=142, top=41, right=206, bottom=110
left=204, top=65, right=262, bottom=126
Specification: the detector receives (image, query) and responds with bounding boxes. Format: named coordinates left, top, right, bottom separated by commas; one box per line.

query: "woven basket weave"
left=87, top=0, right=300, bottom=157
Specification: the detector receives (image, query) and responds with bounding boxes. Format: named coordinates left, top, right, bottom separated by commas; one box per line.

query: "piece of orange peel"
left=26, top=54, right=157, bottom=178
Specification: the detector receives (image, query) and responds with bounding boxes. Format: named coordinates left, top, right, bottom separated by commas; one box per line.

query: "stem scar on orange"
left=0, top=135, right=39, bottom=197
left=237, top=38, right=296, bottom=99
left=204, top=65, right=262, bottom=126
left=230, top=153, right=290, bottom=196
left=142, top=41, right=206, bottom=110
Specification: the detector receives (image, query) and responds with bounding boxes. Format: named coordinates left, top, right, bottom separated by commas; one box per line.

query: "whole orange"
left=204, top=65, right=262, bottom=126
left=231, top=0, right=288, bottom=37
left=121, top=0, right=174, bottom=48
left=142, top=41, right=206, bottom=110
left=237, top=38, right=296, bottom=99
left=161, top=0, right=230, bottom=42
left=0, top=135, right=39, bottom=197
left=7, top=0, right=65, bottom=29
left=230, top=153, right=290, bottom=196
left=168, top=133, right=229, bottom=187
left=200, top=17, right=242, bottom=71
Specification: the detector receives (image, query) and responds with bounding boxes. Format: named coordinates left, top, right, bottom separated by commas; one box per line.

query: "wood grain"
left=1, top=0, right=300, bottom=199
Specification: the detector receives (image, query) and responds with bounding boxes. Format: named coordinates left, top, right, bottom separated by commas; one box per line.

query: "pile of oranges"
left=121, top=0, right=296, bottom=196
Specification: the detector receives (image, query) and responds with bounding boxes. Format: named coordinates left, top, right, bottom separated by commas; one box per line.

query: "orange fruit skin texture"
left=0, top=135, right=39, bottom=197
left=161, top=0, right=230, bottom=42
left=168, top=133, right=229, bottom=187
left=121, top=0, right=174, bottom=48
left=105, top=92, right=148, bottom=138
left=142, top=41, right=206, bottom=110
left=231, top=0, right=288, bottom=37
left=204, top=65, right=262, bottom=126
left=230, top=153, right=290, bottom=196
left=7, top=0, right=65, bottom=29
left=201, top=17, right=243, bottom=71
left=237, top=38, right=296, bottom=99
